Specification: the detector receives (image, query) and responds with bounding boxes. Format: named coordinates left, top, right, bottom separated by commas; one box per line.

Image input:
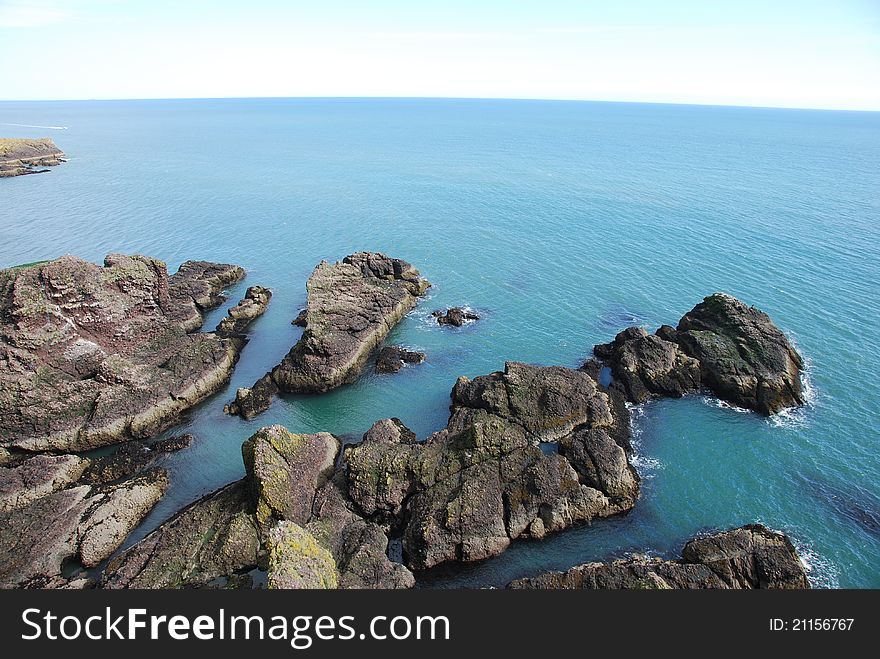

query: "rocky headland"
left=0, top=254, right=267, bottom=453
left=594, top=293, right=804, bottom=415
left=509, top=524, right=809, bottom=589
left=0, top=138, right=66, bottom=178
left=226, top=252, right=429, bottom=419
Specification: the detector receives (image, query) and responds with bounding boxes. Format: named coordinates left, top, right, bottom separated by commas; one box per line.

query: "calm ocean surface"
left=1, top=98, right=878, bottom=587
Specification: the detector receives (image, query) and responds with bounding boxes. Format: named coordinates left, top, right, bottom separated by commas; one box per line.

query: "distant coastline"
left=0, top=137, right=65, bottom=177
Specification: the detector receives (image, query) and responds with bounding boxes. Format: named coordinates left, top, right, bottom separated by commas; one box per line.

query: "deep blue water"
left=1, top=98, right=878, bottom=588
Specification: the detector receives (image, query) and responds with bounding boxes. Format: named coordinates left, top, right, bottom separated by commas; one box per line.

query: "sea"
left=1, top=98, right=878, bottom=588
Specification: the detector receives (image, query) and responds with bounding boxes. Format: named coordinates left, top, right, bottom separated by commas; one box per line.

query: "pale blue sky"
left=1, top=0, right=878, bottom=109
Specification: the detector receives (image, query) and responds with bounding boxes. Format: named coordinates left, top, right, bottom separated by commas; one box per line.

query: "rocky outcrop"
left=433, top=307, right=479, bottom=327
left=102, top=481, right=261, bottom=589
left=0, top=254, right=249, bottom=452
left=0, top=470, right=168, bottom=587
left=593, top=327, right=701, bottom=403
left=267, top=521, right=338, bottom=589
left=104, top=424, right=414, bottom=590
left=508, top=525, right=809, bottom=589
left=594, top=294, right=804, bottom=415
left=345, top=363, right=639, bottom=570
left=375, top=346, right=426, bottom=373
left=226, top=253, right=429, bottom=418
left=216, top=286, right=272, bottom=339
left=0, top=138, right=65, bottom=177
left=242, top=426, right=338, bottom=529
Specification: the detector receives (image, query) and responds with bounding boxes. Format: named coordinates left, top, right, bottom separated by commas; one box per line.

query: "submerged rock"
left=375, top=346, right=426, bottom=373
left=432, top=307, right=479, bottom=327
left=345, top=362, right=638, bottom=570
left=78, top=434, right=194, bottom=485
left=0, top=138, right=65, bottom=177
left=227, top=252, right=429, bottom=418
left=508, top=525, right=809, bottom=589
left=594, top=293, right=804, bottom=415
left=267, top=521, right=338, bottom=589
left=0, top=470, right=168, bottom=587
left=0, top=254, right=248, bottom=452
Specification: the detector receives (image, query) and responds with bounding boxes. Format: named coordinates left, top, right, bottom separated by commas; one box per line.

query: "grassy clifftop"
left=0, top=138, right=65, bottom=177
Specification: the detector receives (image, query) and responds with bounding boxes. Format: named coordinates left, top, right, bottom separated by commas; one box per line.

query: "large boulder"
left=0, top=470, right=168, bottom=587
left=509, top=525, right=809, bottom=589
left=375, top=346, right=426, bottom=373
left=215, top=285, right=272, bottom=339
left=0, top=254, right=248, bottom=452
left=242, top=425, right=338, bottom=528
left=226, top=253, right=429, bottom=418
left=345, top=363, right=639, bottom=570
left=594, top=294, right=804, bottom=415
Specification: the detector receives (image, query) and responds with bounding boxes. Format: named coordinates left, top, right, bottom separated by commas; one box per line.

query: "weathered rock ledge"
left=0, top=138, right=66, bottom=178
left=508, top=525, right=809, bottom=589
left=0, top=254, right=266, bottom=452
left=594, top=293, right=804, bottom=415
left=346, top=361, right=639, bottom=570
left=226, top=252, right=429, bottom=419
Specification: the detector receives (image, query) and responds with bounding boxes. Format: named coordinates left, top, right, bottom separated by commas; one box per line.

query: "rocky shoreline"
left=0, top=249, right=813, bottom=589
left=0, top=138, right=66, bottom=177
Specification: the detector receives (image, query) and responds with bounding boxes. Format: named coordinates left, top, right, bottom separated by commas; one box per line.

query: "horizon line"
left=0, top=95, right=878, bottom=113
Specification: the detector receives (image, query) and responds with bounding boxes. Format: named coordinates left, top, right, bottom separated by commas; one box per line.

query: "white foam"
left=767, top=355, right=818, bottom=430
left=701, top=396, right=751, bottom=414
left=792, top=538, right=840, bottom=589
left=626, top=402, right=663, bottom=479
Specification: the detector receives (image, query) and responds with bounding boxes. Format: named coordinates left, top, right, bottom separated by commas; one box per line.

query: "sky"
left=0, top=0, right=878, bottom=110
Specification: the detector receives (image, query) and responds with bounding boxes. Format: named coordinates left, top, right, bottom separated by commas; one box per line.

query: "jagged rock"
left=79, top=434, right=193, bottom=485
left=0, top=470, right=168, bottom=587
left=242, top=425, right=338, bottom=528
left=345, top=363, right=639, bottom=570
left=307, top=471, right=415, bottom=589
left=0, top=254, right=247, bottom=452
left=0, top=454, right=89, bottom=512
left=508, top=525, right=809, bottom=589
left=375, top=346, right=426, bottom=373
left=168, top=260, right=246, bottom=331
left=593, top=327, right=701, bottom=403
left=102, top=480, right=261, bottom=589
left=228, top=253, right=429, bottom=418
left=594, top=294, right=804, bottom=415
left=216, top=285, right=272, bottom=339
left=292, top=309, right=308, bottom=327
left=0, top=138, right=65, bottom=177
left=672, top=294, right=804, bottom=415
left=267, top=521, right=338, bottom=589
left=432, top=307, right=479, bottom=326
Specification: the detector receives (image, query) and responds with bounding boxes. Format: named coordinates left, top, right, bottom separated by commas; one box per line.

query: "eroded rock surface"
left=216, top=285, right=272, bottom=339
left=0, top=254, right=248, bottom=452
left=267, top=521, right=338, bottom=589
left=594, top=294, right=804, bottom=415
left=227, top=253, right=429, bottom=418
left=0, top=470, right=168, bottom=587
left=345, top=363, right=639, bottom=570
left=509, top=525, right=809, bottom=589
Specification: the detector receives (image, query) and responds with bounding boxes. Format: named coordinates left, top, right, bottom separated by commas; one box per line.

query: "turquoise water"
left=1, top=98, right=878, bottom=588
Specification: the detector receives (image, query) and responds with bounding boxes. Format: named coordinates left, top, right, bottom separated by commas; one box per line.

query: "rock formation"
left=345, top=362, right=639, bottom=570
left=433, top=307, right=479, bottom=327
left=375, top=346, right=426, bottom=373
left=216, top=285, right=272, bottom=340
left=0, top=138, right=65, bottom=177
left=226, top=252, right=429, bottom=418
left=0, top=469, right=168, bottom=587
left=0, top=254, right=264, bottom=452
left=103, top=424, right=415, bottom=589
left=508, top=525, right=809, bottom=589
left=594, top=293, right=804, bottom=415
